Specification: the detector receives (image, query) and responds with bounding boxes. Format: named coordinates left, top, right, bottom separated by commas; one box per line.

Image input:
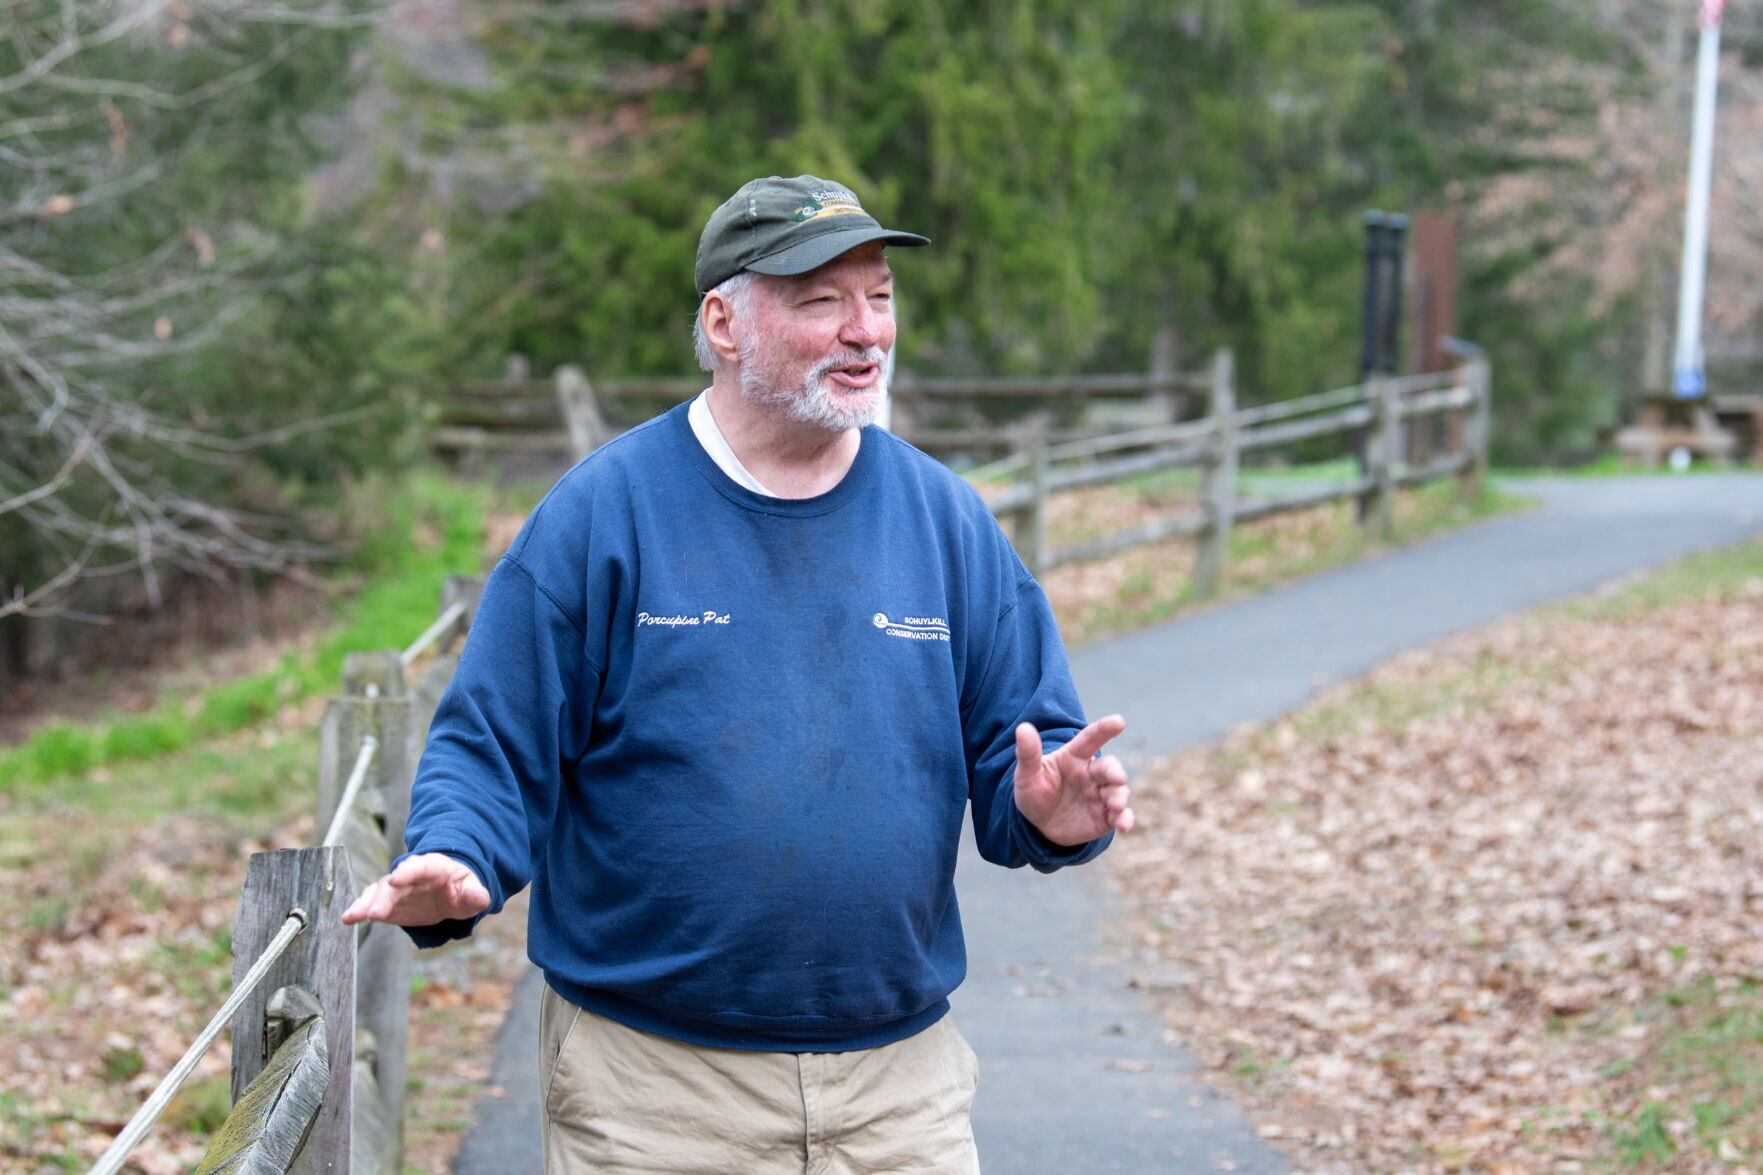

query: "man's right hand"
left=340, top=852, right=491, bottom=927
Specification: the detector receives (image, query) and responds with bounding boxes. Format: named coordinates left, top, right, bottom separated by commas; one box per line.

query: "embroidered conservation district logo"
left=871, top=612, right=950, bottom=642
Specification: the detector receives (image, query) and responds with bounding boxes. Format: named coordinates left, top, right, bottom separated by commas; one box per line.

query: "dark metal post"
left=1356, top=212, right=1392, bottom=520
left=1380, top=213, right=1410, bottom=375
left=1359, top=212, right=1389, bottom=379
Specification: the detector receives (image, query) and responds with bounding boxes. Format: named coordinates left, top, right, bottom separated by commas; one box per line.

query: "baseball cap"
left=695, top=174, right=930, bottom=294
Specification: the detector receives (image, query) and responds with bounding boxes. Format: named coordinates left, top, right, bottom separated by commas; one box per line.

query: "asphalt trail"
left=448, top=475, right=1763, bottom=1174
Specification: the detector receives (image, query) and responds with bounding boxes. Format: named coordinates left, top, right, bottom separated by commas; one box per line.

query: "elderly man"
left=343, top=174, right=1132, bottom=1174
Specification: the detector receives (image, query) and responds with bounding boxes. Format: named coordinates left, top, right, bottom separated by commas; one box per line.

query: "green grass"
left=1593, top=979, right=1763, bottom=1165
left=1236, top=530, right=1763, bottom=750
left=4, top=707, right=317, bottom=826
left=1284, top=645, right=1550, bottom=743
left=0, top=1089, right=87, bottom=1171
left=1608, top=1101, right=1676, bottom=1163
left=1498, top=453, right=1746, bottom=478
left=1566, top=535, right=1763, bottom=621
left=0, top=472, right=491, bottom=791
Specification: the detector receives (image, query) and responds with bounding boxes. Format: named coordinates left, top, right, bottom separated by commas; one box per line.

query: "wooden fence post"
left=556, top=365, right=609, bottom=461
left=1460, top=356, right=1491, bottom=503
left=341, top=650, right=405, bottom=699
left=231, top=847, right=358, bottom=1174
left=318, top=673, right=418, bottom=1175
left=1021, top=439, right=1049, bottom=576
left=441, top=573, right=486, bottom=631
left=408, top=576, right=484, bottom=719
left=1192, top=349, right=1237, bottom=600
left=1148, top=323, right=1182, bottom=423
left=1368, top=375, right=1398, bottom=540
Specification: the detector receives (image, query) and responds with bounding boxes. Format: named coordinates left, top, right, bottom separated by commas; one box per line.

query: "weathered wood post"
left=1021, top=437, right=1050, bottom=576
left=1368, top=374, right=1398, bottom=541
left=556, top=364, right=609, bottom=462
left=410, top=576, right=484, bottom=719
left=1192, top=349, right=1237, bottom=600
left=1148, top=323, right=1182, bottom=424
left=318, top=654, right=418, bottom=1175
left=231, top=847, right=359, bottom=1174
left=1461, top=354, right=1492, bottom=503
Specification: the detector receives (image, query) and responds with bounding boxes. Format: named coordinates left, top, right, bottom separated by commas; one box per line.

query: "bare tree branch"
left=1, top=0, right=383, bottom=622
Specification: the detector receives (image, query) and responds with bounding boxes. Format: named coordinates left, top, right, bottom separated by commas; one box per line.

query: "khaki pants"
left=539, top=986, right=982, bottom=1175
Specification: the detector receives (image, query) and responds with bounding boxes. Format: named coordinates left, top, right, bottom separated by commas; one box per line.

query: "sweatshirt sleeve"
left=399, top=552, right=599, bottom=947
left=963, top=573, right=1113, bottom=873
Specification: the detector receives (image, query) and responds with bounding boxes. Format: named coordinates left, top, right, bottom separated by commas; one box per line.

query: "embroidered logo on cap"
left=792, top=194, right=867, bottom=224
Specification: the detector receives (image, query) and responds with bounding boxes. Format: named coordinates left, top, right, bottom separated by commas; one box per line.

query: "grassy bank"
left=0, top=469, right=513, bottom=1173
left=0, top=473, right=490, bottom=791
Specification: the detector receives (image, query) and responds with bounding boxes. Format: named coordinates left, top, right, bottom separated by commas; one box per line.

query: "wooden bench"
left=1615, top=396, right=1737, bottom=468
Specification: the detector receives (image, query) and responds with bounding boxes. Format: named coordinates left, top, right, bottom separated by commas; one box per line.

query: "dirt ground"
left=0, top=575, right=329, bottom=746
left=1108, top=575, right=1763, bottom=1172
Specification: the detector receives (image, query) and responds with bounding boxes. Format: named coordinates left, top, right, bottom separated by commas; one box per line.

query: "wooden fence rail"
left=434, top=361, right=1217, bottom=464
left=87, top=576, right=486, bottom=1175
left=988, top=348, right=1492, bottom=596
left=434, top=346, right=1489, bottom=602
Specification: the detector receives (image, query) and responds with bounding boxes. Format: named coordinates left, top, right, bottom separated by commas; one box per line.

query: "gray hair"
left=692, top=271, right=759, bottom=372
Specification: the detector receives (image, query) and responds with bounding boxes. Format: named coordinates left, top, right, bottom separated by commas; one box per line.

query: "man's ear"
left=700, top=290, right=743, bottom=366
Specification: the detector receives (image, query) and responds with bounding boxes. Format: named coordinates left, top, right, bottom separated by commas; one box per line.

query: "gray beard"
left=739, top=342, right=888, bottom=432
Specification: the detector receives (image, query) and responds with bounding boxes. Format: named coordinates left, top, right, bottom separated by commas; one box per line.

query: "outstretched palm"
left=341, top=852, right=490, bottom=927
left=1012, top=714, right=1133, bottom=846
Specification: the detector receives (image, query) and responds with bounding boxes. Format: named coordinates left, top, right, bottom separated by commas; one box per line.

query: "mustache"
left=808, top=347, right=888, bottom=378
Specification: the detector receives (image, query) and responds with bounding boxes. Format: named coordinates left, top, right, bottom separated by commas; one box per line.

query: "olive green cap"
left=695, top=174, right=929, bottom=294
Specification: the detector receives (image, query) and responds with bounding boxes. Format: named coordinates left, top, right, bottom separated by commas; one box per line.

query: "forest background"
left=6, top=0, right=1763, bottom=662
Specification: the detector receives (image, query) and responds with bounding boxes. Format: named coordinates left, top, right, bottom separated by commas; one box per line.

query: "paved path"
left=449, top=475, right=1763, bottom=1174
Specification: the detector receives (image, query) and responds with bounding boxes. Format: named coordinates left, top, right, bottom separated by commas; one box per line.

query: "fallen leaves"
left=0, top=814, right=249, bottom=1172
left=1109, top=576, right=1763, bottom=1171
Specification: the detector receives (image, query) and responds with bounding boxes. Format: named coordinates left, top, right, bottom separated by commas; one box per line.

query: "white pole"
left=1672, top=0, right=1725, bottom=399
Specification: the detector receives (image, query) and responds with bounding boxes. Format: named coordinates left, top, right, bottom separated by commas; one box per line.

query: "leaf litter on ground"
left=1107, top=553, right=1763, bottom=1172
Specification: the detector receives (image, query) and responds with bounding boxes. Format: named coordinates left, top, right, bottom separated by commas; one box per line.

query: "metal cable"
left=320, top=735, right=378, bottom=848
left=399, top=598, right=466, bottom=667
left=86, top=908, right=309, bottom=1175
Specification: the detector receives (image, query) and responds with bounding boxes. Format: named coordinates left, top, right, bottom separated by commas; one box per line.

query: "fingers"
left=340, top=879, right=388, bottom=926
left=1013, top=721, right=1043, bottom=782
left=1059, top=713, right=1126, bottom=762
left=1093, top=752, right=1128, bottom=790
left=1096, top=752, right=1133, bottom=835
left=338, top=853, right=487, bottom=926
left=447, top=868, right=492, bottom=917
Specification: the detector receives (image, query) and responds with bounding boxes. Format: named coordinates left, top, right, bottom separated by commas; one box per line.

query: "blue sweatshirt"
left=402, top=401, right=1108, bottom=1051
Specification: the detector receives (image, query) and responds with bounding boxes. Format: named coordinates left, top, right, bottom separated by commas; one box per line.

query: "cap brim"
left=745, top=226, right=931, bottom=278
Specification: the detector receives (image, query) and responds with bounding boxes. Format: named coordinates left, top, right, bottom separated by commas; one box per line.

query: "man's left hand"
left=1012, top=714, right=1133, bottom=846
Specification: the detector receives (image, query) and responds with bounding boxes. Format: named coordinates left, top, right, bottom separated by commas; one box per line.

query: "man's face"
left=735, top=243, right=896, bottom=432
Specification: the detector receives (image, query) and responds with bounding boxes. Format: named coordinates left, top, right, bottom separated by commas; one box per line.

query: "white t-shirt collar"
left=687, top=390, right=780, bottom=497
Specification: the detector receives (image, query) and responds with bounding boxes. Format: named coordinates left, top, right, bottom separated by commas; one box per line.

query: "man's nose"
left=840, top=300, right=890, bottom=348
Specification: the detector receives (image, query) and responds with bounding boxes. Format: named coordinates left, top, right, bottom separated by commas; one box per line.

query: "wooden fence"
left=982, top=349, right=1492, bottom=597
left=87, top=577, right=485, bottom=1175
left=432, top=360, right=1214, bottom=465
left=434, top=347, right=1490, bottom=603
